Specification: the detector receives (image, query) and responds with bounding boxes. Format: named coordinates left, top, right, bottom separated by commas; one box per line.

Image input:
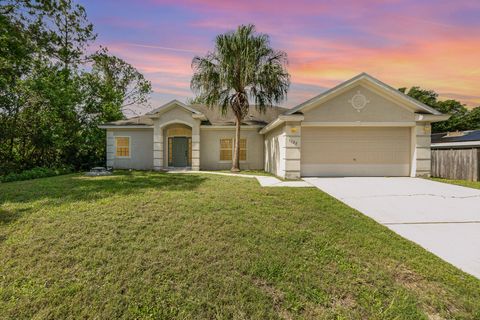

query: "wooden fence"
left=431, top=148, right=480, bottom=181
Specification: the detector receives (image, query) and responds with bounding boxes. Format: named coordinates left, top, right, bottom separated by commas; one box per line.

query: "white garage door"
left=301, top=127, right=411, bottom=177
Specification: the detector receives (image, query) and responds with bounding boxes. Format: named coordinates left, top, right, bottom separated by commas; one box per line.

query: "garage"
left=301, top=127, right=411, bottom=177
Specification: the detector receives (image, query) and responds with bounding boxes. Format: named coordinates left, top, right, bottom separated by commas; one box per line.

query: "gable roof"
left=190, top=104, right=289, bottom=126
left=286, top=72, right=442, bottom=116
left=146, top=99, right=202, bottom=115
left=100, top=115, right=154, bottom=127
left=100, top=102, right=288, bottom=128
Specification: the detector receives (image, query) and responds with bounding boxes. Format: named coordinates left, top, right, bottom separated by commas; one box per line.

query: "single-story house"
left=99, top=73, right=449, bottom=179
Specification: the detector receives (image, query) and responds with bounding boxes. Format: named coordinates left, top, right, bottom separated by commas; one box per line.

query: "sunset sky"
left=82, top=0, right=480, bottom=114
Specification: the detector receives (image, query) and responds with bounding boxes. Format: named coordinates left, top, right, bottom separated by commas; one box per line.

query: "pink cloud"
left=94, top=0, right=480, bottom=109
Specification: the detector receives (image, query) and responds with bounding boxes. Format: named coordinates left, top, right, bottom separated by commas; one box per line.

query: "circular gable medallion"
left=349, top=91, right=370, bottom=112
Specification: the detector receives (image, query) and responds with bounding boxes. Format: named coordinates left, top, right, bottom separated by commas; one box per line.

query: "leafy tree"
left=44, top=0, right=97, bottom=69
left=85, top=49, right=152, bottom=116
left=0, top=1, right=41, bottom=172
left=400, top=86, right=439, bottom=108
left=400, top=86, right=473, bottom=133
left=465, top=106, right=480, bottom=130
left=78, top=50, right=152, bottom=168
left=0, top=0, right=151, bottom=174
left=433, top=99, right=469, bottom=133
left=191, top=24, right=290, bottom=171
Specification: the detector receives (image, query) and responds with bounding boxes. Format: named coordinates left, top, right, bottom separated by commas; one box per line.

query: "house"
left=99, top=73, right=449, bottom=179
left=431, top=130, right=480, bottom=181
left=431, top=130, right=480, bottom=149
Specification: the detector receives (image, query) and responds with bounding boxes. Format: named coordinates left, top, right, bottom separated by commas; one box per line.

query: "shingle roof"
left=103, top=115, right=154, bottom=126
left=102, top=104, right=289, bottom=127
left=431, top=130, right=480, bottom=143
left=189, top=104, right=289, bottom=126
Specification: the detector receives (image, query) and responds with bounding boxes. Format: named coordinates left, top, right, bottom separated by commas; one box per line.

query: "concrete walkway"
left=304, top=177, right=480, bottom=279
left=168, top=170, right=312, bottom=187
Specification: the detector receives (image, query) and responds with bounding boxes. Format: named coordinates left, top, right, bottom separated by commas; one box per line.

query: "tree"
left=400, top=86, right=472, bottom=133
left=0, top=0, right=152, bottom=174
left=85, top=50, right=152, bottom=116
left=78, top=51, right=152, bottom=168
left=466, top=107, right=480, bottom=130
left=400, top=86, right=439, bottom=108
left=47, top=0, right=97, bottom=70
left=191, top=24, right=290, bottom=171
left=433, top=99, right=469, bottom=132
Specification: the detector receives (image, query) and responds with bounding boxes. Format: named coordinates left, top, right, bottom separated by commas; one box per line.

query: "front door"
left=171, top=137, right=189, bottom=167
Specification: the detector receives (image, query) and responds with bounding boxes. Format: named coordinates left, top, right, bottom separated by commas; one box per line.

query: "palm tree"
left=191, top=24, right=290, bottom=172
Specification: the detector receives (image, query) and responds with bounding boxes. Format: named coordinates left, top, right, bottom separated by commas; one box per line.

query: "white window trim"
left=115, top=136, right=131, bottom=159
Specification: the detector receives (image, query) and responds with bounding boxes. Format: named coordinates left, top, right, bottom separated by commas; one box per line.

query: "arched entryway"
left=164, top=123, right=192, bottom=168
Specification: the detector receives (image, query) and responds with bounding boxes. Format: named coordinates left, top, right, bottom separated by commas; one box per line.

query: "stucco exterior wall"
left=303, top=84, right=415, bottom=123
left=200, top=127, right=264, bottom=170
left=106, top=129, right=153, bottom=170
left=264, top=124, right=286, bottom=177
left=284, top=122, right=302, bottom=179
left=414, top=123, right=432, bottom=177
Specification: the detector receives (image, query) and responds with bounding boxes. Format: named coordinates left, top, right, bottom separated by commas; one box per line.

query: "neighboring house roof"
left=431, top=130, right=480, bottom=148
left=285, top=72, right=442, bottom=116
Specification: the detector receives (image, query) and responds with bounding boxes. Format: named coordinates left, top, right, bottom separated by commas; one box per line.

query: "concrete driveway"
left=303, top=177, right=480, bottom=278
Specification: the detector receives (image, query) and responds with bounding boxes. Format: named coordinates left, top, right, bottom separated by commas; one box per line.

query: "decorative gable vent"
left=349, top=91, right=370, bottom=112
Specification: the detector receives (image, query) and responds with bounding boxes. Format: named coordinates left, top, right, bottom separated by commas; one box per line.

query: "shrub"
left=0, top=166, right=73, bottom=183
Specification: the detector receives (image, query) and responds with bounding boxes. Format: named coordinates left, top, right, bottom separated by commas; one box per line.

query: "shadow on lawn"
left=0, top=172, right=206, bottom=225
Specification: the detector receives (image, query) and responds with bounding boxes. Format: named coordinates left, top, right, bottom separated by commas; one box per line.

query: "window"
left=239, top=138, right=247, bottom=161
left=219, top=138, right=246, bottom=161
left=115, top=136, right=130, bottom=157
left=220, top=138, right=232, bottom=161
left=166, top=124, right=191, bottom=137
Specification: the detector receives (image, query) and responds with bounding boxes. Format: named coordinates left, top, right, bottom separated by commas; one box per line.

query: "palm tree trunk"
left=231, top=115, right=241, bottom=172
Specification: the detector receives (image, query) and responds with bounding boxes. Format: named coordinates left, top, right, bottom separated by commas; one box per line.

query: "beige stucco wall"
left=106, top=129, right=153, bottom=170
left=413, top=123, right=432, bottom=177
left=200, top=128, right=264, bottom=170
left=264, top=124, right=285, bottom=177
left=303, top=84, right=415, bottom=123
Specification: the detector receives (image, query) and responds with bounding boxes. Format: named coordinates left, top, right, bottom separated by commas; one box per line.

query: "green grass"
left=1, top=172, right=479, bottom=319
left=431, top=178, right=480, bottom=190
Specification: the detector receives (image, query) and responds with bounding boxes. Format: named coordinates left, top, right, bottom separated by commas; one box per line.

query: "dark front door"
left=172, top=137, right=189, bottom=167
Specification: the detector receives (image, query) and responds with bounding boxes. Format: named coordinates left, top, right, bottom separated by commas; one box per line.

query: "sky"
left=81, top=0, right=480, bottom=114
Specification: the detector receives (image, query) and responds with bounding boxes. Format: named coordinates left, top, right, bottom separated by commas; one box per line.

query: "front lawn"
left=1, top=172, right=479, bottom=319
left=431, top=178, right=480, bottom=190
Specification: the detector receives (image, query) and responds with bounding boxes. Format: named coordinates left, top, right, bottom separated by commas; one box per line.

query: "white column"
left=153, top=120, right=164, bottom=170
left=106, top=130, right=114, bottom=168
left=283, top=121, right=302, bottom=179
left=415, top=123, right=431, bottom=177
left=191, top=120, right=200, bottom=170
